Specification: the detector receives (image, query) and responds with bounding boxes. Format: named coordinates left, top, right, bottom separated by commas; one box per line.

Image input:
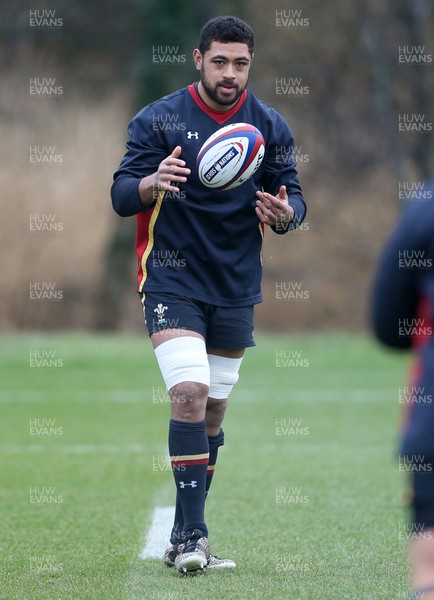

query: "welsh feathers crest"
left=154, top=303, right=168, bottom=325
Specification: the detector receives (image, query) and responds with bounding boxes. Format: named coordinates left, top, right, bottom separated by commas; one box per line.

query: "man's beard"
left=200, top=67, right=245, bottom=107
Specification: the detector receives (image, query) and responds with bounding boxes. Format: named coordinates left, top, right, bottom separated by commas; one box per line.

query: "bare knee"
left=170, top=381, right=209, bottom=422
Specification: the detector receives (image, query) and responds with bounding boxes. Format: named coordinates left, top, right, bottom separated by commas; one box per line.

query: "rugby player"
left=112, top=15, right=306, bottom=573
left=372, top=186, right=434, bottom=599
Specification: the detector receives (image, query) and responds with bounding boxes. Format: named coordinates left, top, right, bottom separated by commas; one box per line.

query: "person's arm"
left=111, top=107, right=190, bottom=217
left=371, top=202, right=430, bottom=349
left=256, top=115, right=306, bottom=234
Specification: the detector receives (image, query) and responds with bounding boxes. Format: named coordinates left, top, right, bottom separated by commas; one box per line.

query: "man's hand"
left=255, top=185, right=294, bottom=227
left=138, top=146, right=190, bottom=207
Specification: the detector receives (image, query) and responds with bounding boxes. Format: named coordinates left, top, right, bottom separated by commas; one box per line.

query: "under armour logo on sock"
left=179, top=481, right=197, bottom=488
left=187, top=131, right=198, bottom=139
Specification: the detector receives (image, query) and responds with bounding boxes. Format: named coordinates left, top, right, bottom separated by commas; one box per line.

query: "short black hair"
left=198, top=16, right=255, bottom=55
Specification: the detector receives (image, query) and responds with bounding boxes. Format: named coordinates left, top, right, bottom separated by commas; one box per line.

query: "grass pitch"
left=0, top=333, right=411, bottom=599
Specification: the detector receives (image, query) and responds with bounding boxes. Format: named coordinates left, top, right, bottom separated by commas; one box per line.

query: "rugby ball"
left=196, top=123, right=265, bottom=190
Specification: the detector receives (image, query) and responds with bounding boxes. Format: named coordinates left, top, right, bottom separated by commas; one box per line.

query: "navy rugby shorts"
left=139, top=291, right=255, bottom=349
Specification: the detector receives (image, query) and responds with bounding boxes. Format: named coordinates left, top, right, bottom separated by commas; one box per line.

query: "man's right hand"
left=138, top=146, right=191, bottom=207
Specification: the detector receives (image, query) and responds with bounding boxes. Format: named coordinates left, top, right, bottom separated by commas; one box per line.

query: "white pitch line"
left=139, top=506, right=174, bottom=559
left=0, top=390, right=148, bottom=404
left=0, top=443, right=149, bottom=454
left=235, top=388, right=395, bottom=402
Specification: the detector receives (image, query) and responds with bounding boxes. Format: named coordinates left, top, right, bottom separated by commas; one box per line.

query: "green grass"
left=0, top=332, right=411, bottom=599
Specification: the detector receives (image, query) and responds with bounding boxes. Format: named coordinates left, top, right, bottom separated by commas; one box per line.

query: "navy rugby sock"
left=169, top=419, right=209, bottom=538
left=170, top=499, right=184, bottom=545
left=206, top=429, right=224, bottom=497
left=170, top=428, right=224, bottom=544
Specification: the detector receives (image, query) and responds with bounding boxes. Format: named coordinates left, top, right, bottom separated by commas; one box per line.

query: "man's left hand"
left=255, top=185, right=294, bottom=227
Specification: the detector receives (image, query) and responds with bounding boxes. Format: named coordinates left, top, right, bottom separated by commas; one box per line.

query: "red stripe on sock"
left=171, top=457, right=209, bottom=468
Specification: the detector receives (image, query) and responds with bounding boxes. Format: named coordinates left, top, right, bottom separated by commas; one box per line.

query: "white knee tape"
left=208, top=354, right=243, bottom=400
left=154, top=336, right=210, bottom=391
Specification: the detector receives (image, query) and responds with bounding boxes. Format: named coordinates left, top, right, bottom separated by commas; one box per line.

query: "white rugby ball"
left=196, top=122, right=265, bottom=190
